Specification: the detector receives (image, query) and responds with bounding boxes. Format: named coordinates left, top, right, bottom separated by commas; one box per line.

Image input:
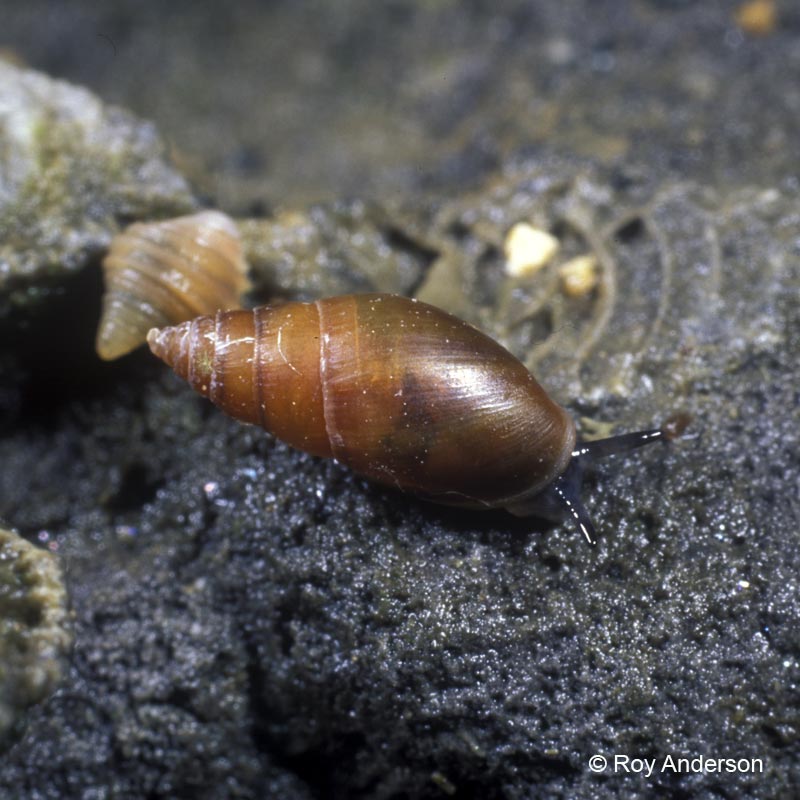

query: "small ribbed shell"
left=95, top=211, right=250, bottom=360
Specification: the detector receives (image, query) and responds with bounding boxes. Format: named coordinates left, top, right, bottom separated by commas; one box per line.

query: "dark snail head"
left=513, top=410, right=690, bottom=545
left=514, top=428, right=666, bottom=546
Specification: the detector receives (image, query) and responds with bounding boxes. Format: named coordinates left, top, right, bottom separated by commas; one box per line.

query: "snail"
left=147, top=293, right=683, bottom=545
left=96, top=210, right=250, bottom=360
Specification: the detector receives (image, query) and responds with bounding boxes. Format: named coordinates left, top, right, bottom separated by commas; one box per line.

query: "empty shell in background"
left=95, top=210, right=251, bottom=360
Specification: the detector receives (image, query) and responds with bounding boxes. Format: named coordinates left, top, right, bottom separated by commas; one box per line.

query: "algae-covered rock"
left=0, top=527, right=71, bottom=752
left=0, top=60, right=195, bottom=316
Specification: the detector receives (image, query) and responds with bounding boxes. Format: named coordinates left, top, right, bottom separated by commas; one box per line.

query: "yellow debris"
left=559, top=254, right=598, bottom=297
left=503, top=223, right=560, bottom=277
left=735, top=0, right=777, bottom=36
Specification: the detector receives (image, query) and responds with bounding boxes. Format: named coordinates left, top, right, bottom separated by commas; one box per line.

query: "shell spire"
left=96, top=210, right=250, bottom=360
left=146, top=316, right=216, bottom=400
left=146, top=320, right=193, bottom=382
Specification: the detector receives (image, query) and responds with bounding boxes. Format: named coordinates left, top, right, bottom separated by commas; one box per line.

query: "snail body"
left=96, top=211, right=250, bottom=360
left=148, top=294, right=669, bottom=544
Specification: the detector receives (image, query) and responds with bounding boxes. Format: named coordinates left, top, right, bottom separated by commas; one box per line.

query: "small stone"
left=503, top=223, right=560, bottom=277
left=558, top=254, right=598, bottom=297
left=735, top=0, right=777, bottom=36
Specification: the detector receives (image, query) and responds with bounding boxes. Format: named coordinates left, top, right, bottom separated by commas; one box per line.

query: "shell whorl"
left=148, top=304, right=333, bottom=458
left=96, top=211, right=250, bottom=360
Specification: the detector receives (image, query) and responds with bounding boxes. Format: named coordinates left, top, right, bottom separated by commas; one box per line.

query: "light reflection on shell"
left=95, top=210, right=250, bottom=360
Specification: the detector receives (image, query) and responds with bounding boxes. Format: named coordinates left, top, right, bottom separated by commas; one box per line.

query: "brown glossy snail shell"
left=147, top=293, right=671, bottom=544
left=148, top=293, right=576, bottom=510
left=96, top=211, right=250, bottom=360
